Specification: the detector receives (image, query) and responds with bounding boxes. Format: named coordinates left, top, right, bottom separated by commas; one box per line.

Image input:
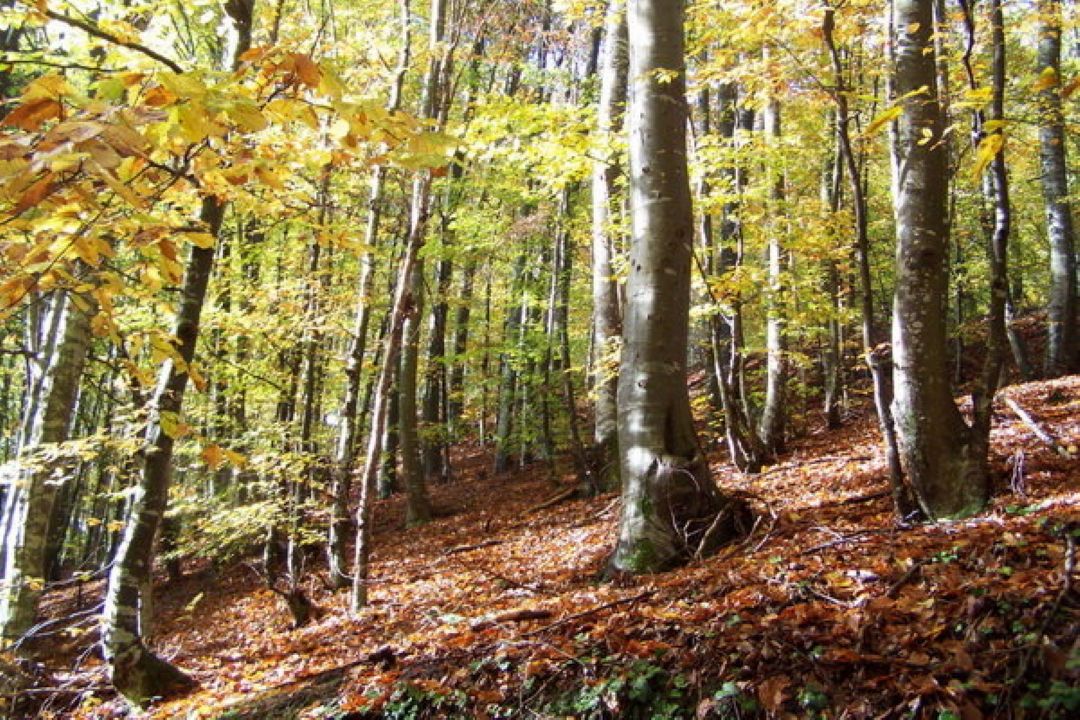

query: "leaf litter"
left=25, top=376, right=1080, bottom=718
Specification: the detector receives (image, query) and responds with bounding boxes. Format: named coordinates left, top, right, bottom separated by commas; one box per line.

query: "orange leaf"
left=13, top=175, right=55, bottom=214
left=291, top=54, right=322, bottom=88
left=3, top=98, right=62, bottom=131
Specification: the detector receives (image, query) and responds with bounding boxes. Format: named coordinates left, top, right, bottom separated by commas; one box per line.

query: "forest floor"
left=21, top=375, right=1080, bottom=719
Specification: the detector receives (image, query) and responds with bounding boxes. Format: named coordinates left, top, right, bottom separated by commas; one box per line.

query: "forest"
left=0, top=0, right=1077, bottom=717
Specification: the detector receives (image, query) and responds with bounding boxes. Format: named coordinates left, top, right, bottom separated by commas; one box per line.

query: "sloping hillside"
left=24, top=376, right=1080, bottom=719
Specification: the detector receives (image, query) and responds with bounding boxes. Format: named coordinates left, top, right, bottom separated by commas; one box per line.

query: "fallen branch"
left=444, top=539, right=503, bottom=555
left=1003, top=396, right=1072, bottom=457
left=471, top=608, right=554, bottom=631
left=522, top=590, right=656, bottom=637
left=526, top=486, right=578, bottom=514
left=886, top=558, right=930, bottom=598
left=800, top=529, right=888, bottom=556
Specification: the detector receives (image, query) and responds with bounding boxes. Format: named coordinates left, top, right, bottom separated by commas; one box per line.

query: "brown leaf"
left=757, top=675, right=790, bottom=713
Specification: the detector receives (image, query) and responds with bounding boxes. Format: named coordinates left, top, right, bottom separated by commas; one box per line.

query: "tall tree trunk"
left=100, top=1, right=253, bottom=704
left=351, top=0, right=452, bottom=610
left=890, top=0, right=987, bottom=521
left=493, top=253, right=525, bottom=473
left=609, top=0, right=748, bottom=575
left=446, top=257, right=476, bottom=432
left=969, top=0, right=1011, bottom=465
left=396, top=0, right=450, bottom=526
left=823, top=3, right=908, bottom=514
left=399, top=258, right=433, bottom=525
left=708, top=87, right=765, bottom=474
left=756, top=88, right=786, bottom=456
left=1, top=291, right=94, bottom=645
left=590, top=0, right=627, bottom=492
left=327, top=0, right=412, bottom=589
left=1038, top=0, right=1077, bottom=376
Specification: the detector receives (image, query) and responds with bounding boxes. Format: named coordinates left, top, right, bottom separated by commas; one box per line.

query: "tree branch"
left=43, top=9, right=185, bottom=74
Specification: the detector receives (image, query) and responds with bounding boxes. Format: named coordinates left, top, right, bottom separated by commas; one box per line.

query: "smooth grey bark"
left=328, top=0, right=412, bottom=589
left=101, top=1, right=253, bottom=704
left=590, top=0, right=627, bottom=491
left=399, top=257, right=433, bottom=525
left=0, top=291, right=94, bottom=646
left=890, top=0, right=987, bottom=520
left=609, top=0, right=748, bottom=575
left=1038, top=0, right=1077, bottom=376
left=756, top=90, right=786, bottom=456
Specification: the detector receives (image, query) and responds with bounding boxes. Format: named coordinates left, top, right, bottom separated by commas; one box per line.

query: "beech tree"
left=590, top=0, right=627, bottom=492
left=609, top=0, right=747, bottom=574
left=889, top=0, right=989, bottom=520
left=1037, top=0, right=1077, bottom=376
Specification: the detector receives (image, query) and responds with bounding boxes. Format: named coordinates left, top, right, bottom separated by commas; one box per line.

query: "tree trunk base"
left=112, top=646, right=196, bottom=707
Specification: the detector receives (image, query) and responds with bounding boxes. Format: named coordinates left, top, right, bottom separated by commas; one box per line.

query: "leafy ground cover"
left=23, top=375, right=1080, bottom=718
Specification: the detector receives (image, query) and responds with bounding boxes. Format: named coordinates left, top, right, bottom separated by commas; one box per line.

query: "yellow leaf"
left=183, top=231, right=216, bottom=249
left=863, top=105, right=902, bottom=138
left=23, top=74, right=74, bottom=101
left=973, top=132, right=1004, bottom=179
left=222, top=448, right=247, bottom=468
left=917, top=127, right=934, bottom=145
left=227, top=101, right=268, bottom=132
left=1032, top=67, right=1058, bottom=92
left=159, top=411, right=191, bottom=439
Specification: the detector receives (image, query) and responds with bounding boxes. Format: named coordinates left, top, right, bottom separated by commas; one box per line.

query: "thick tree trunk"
left=609, top=0, right=749, bottom=575
left=1, top=291, right=94, bottom=645
left=890, top=0, right=987, bottom=520
left=590, top=0, right=627, bottom=492
left=1037, top=0, right=1077, bottom=376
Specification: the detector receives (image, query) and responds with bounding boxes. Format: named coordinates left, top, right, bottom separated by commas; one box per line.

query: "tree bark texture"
left=1037, top=0, right=1077, bottom=376
left=610, top=0, right=748, bottom=575
left=590, top=0, right=627, bottom=491
left=1, top=291, right=94, bottom=645
left=890, top=0, right=987, bottom=520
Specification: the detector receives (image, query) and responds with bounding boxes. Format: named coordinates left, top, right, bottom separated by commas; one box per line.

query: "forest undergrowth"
left=19, top=375, right=1080, bottom=719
